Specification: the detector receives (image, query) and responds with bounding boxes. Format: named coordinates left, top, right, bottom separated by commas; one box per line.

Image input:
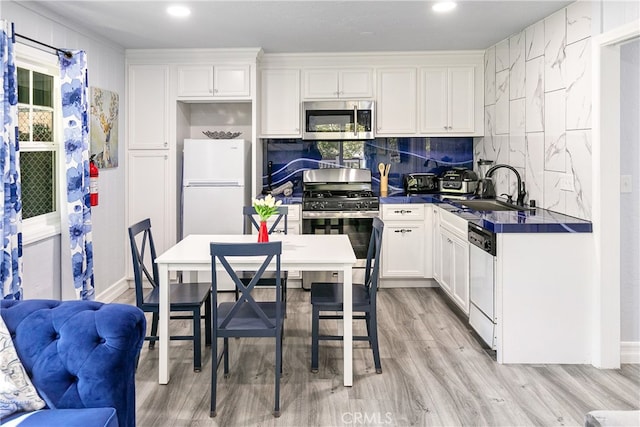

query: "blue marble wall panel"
left=263, top=137, right=473, bottom=195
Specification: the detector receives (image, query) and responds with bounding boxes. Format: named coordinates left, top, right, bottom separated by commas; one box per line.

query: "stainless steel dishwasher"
left=468, top=222, right=497, bottom=350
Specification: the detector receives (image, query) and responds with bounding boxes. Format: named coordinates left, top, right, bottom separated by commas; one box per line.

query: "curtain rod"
left=14, top=32, right=73, bottom=59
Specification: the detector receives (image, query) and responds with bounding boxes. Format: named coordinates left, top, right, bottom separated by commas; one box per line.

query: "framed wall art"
left=89, top=87, right=119, bottom=168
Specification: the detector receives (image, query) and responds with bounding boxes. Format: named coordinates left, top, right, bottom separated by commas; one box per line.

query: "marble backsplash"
left=476, top=1, right=593, bottom=221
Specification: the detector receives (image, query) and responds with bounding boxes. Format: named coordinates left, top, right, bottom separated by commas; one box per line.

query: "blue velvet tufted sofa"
left=0, top=299, right=146, bottom=427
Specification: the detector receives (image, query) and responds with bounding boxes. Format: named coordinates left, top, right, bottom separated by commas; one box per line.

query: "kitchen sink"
left=454, top=199, right=530, bottom=212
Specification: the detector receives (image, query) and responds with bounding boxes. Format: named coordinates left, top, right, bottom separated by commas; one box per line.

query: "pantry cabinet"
left=177, top=64, right=251, bottom=98
left=380, top=204, right=425, bottom=280
left=420, top=66, right=475, bottom=134
left=260, top=69, right=301, bottom=137
left=376, top=68, right=417, bottom=135
left=303, top=68, right=373, bottom=99
left=127, top=150, right=173, bottom=256
left=128, top=65, right=170, bottom=150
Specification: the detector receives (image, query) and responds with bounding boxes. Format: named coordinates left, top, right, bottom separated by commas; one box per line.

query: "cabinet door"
left=439, top=230, right=454, bottom=295
left=420, top=67, right=448, bottom=133
left=303, top=69, right=339, bottom=99
left=127, top=151, right=172, bottom=261
left=420, top=66, right=475, bottom=134
left=448, top=67, right=475, bottom=132
left=376, top=68, right=417, bottom=135
left=214, top=65, right=251, bottom=97
left=381, top=222, right=425, bottom=278
left=260, top=69, right=301, bottom=137
left=451, top=233, right=470, bottom=313
left=177, top=65, right=213, bottom=97
left=303, top=69, right=372, bottom=99
left=432, top=208, right=442, bottom=283
left=339, top=69, right=373, bottom=98
left=128, top=65, right=169, bottom=149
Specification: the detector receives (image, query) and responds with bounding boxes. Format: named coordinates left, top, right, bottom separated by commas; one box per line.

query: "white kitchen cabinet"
left=177, top=64, right=251, bottom=98
left=381, top=204, right=425, bottom=279
left=376, top=68, right=417, bottom=135
left=303, top=68, right=373, bottom=99
left=434, top=206, right=469, bottom=314
left=128, top=65, right=170, bottom=150
left=420, top=66, right=475, bottom=134
left=432, top=207, right=442, bottom=283
left=260, top=69, right=301, bottom=137
left=127, top=151, right=173, bottom=259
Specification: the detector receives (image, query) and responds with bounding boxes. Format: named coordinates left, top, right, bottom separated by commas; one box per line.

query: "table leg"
left=343, top=265, right=353, bottom=386
left=158, top=263, right=170, bottom=384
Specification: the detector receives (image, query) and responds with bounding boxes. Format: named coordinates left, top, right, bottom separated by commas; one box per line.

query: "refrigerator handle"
left=185, top=181, right=242, bottom=187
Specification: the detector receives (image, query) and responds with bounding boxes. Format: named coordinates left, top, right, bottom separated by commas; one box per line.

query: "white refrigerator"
left=182, top=138, right=251, bottom=238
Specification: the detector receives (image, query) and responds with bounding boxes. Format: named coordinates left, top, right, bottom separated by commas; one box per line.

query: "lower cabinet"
left=380, top=204, right=425, bottom=280
left=127, top=150, right=173, bottom=273
left=433, top=206, right=469, bottom=314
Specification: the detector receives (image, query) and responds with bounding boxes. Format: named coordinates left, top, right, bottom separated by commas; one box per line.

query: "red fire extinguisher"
left=89, top=156, right=99, bottom=206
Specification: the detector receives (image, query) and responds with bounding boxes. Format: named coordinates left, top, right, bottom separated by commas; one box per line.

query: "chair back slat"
left=364, top=217, right=384, bottom=302
left=210, top=242, right=282, bottom=330
left=128, top=218, right=160, bottom=308
left=243, top=206, right=289, bottom=235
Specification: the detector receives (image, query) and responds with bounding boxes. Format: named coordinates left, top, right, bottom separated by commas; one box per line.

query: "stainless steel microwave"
left=302, top=100, right=375, bottom=140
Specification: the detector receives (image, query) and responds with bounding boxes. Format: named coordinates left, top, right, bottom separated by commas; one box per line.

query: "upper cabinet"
left=128, top=64, right=170, bottom=150
left=420, top=66, right=475, bottom=134
left=260, top=69, right=301, bottom=137
left=376, top=68, right=417, bottom=135
left=303, top=68, right=373, bottom=99
left=177, top=64, right=251, bottom=99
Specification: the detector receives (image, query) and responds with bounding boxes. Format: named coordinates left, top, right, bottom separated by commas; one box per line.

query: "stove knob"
left=483, top=241, right=492, bottom=251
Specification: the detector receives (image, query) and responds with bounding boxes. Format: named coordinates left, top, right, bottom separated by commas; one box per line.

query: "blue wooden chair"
left=210, top=241, right=285, bottom=418
left=240, top=206, right=289, bottom=307
left=310, top=217, right=384, bottom=374
left=128, top=218, right=211, bottom=372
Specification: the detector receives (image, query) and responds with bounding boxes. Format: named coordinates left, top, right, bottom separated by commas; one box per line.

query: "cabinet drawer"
left=284, top=204, right=300, bottom=221
left=438, top=206, right=468, bottom=238
left=381, top=204, right=425, bottom=221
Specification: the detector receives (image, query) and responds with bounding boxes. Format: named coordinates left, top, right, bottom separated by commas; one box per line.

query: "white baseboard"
left=621, top=341, right=640, bottom=364
left=96, top=277, right=130, bottom=303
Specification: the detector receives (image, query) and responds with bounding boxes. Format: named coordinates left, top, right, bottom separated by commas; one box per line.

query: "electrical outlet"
left=559, top=174, right=574, bottom=192
left=621, top=175, right=632, bottom=193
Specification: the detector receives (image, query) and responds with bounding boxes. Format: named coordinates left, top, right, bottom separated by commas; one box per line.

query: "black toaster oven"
left=403, top=173, right=439, bottom=194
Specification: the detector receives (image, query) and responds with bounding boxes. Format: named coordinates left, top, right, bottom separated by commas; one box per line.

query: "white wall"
left=477, top=0, right=640, bottom=347
left=2, top=2, right=127, bottom=300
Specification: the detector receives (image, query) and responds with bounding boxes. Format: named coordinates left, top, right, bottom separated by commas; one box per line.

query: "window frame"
left=15, top=44, right=64, bottom=244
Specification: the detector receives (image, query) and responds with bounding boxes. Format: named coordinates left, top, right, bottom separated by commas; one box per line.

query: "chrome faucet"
left=485, top=164, right=527, bottom=206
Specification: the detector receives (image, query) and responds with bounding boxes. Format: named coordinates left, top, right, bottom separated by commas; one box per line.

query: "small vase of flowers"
left=252, top=194, right=282, bottom=242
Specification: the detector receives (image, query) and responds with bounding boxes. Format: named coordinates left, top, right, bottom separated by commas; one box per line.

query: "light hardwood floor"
left=114, top=287, right=640, bottom=427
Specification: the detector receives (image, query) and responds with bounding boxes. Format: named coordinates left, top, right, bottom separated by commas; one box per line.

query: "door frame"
left=592, top=20, right=640, bottom=368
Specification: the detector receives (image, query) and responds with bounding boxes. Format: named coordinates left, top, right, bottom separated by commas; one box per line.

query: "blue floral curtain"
left=58, top=50, right=94, bottom=300
left=0, top=21, right=23, bottom=300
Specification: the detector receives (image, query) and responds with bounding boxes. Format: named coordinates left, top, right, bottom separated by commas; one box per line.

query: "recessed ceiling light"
left=167, top=5, right=191, bottom=18
left=432, top=1, right=457, bottom=13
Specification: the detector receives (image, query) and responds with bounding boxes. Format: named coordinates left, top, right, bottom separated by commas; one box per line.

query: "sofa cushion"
left=0, top=316, right=46, bottom=418
left=1, top=408, right=118, bottom=427
left=0, top=300, right=146, bottom=427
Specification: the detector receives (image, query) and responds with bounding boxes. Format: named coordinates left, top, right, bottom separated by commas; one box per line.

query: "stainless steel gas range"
left=301, top=168, right=379, bottom=288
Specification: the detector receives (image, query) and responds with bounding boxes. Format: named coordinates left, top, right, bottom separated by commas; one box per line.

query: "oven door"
left=301, top=214, right=376, bottom=288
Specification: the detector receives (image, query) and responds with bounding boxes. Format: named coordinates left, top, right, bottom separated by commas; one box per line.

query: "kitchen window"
left=315, top=140, right=365, bottom=168
left=16, top=44, right=62, bottom=243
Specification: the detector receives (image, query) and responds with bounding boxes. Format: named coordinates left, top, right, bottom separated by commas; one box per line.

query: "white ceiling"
left=27, top=0, right=574, bottom=53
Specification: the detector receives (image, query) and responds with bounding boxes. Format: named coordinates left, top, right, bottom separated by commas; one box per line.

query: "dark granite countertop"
left=380, top=193, right=592, bottom=233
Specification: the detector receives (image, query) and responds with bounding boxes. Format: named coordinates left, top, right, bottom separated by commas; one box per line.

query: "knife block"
left=380, top=176, right=388, bottom=196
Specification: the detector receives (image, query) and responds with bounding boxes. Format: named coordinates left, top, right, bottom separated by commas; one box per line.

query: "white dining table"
left=154, top=233, right=357, bottom=386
